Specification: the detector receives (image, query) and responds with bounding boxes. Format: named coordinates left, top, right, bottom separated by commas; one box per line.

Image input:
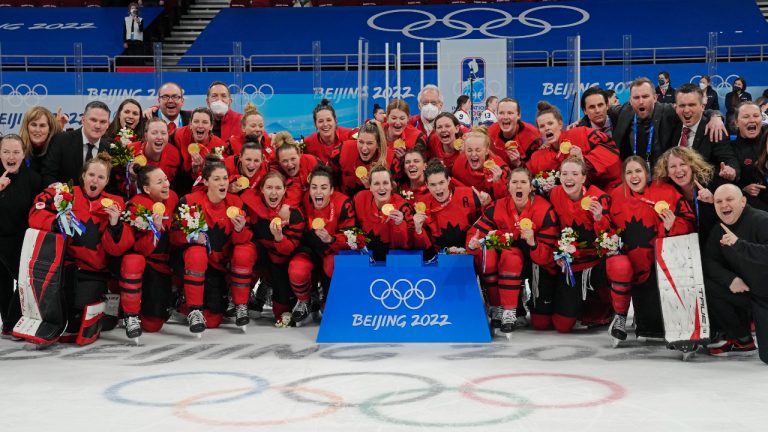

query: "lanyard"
left=632, top=115, right=655, bottom=163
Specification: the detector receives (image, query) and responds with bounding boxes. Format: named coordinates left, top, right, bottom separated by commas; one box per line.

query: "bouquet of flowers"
left=121, top=204, right=162, bottom=243
left=211, top=145, right=225, bottom=159
left=110, top=127, right=140, bottom=167
left=480, top=230, right=513, bottom=251
left=594, top=229, right=623, bottom=257
left=399, top=189, right=414, bottom=201
left=442, top=246, right=467, bottom=255
left=533, top=170, right=559, bottom=193
left=174, top=203, right=208, bottom=244
left=52, top=181, right=85, bottom=237
left=553, top=227, right=586, bottom=286
left=342, top=227, right=370, bottom=251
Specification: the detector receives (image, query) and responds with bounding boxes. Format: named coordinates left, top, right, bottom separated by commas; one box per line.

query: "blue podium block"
left=316, top=251, right=491, bottom=343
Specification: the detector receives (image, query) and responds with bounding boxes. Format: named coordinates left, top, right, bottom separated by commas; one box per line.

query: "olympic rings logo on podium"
left=367, top=6, right=590, bottom=41
left=0, top=84, right=49, bottom=107
left=228, top=83, right=274, bottom=106
left=369, top=278, right=437, bottom=310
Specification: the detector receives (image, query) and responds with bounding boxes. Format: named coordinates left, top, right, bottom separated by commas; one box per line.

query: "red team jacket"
left=609, top=182, right=696, bottom=283
left=29, top=185, right=133, bottom=272
left=451, top=153, right=511, bottom=200
left=303, top=126, right=356, bottom=165
left=225, top=132, right=274, bottom=162
left=241, top=190, right=306, bottom=264
left=223, top=154, right=269, bottom=195
left=422, top=186, right=483, bottom=251
left=353, top=191, right=428, bottom=260
left=487, top=121, right=541, bottom=166
left=279, top=154, right=320, bottom=208
left=301, top=191, right=356, bottom=256
left=127, top=141, right=182, bottom=185
left=125, top=192, right=179, bottom=274
left=331, top=139, right=394, bottom=198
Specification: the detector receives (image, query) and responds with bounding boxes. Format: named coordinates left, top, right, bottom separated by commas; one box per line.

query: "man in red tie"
left=142, top=82, right=192, bottom=136
left=674, top=83, right=739, bottom=184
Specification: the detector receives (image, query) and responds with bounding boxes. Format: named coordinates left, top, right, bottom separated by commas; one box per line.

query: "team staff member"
left=303, top=99, right=356, bottom=165
left=171, top=155, right=255, bottom=335
left=241, top=171, right=306, bottom=324
left=607, top=156, right=695, bottom=343
left=206, top=81, right=243, bottom=140
left=703, top=184, right=767, bottom=361
left=486, top=97, right=541, bottom=167
left=467, top=168, right=559, bottom=335
left=19, top=106, right=63, bottom=174
left=409, top=85, right=444, bottom=141
left=0, top=135, right=43, bottom=336
left=119, top=165, right=178, bottom=341
left=29, top=153, right=133, bottom=345
left=289, top=165, right=356, bottom=324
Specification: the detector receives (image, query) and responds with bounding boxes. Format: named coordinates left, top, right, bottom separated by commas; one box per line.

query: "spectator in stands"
left=700, top=75, right=720, bottom=111
left=19, top=106, right=63, bottom=174
left=672, top=84, right=738, bottom=185
left=605, top=89, right=619, bottom=107
left=726, top=77, right=752, bottom=133
left=655, top=71, right=675, bottom=104
left=123, top=3, right=145, bottom=66
left=41, top=101, right=111, bottom=186
left=373, top=104, right=386, bottom=123
left=608, top=77, right=725, bottom=171
left=480, top=96, right=498, bottom=126
left=703, top=183, right=766, bottom=362
left=576, top=87, right=612, bottom=137
left=207, top=81, right=243, bottom=141
left=409, top=84, right=444, bottom=141
left=144, top=82, right=190, bottom=135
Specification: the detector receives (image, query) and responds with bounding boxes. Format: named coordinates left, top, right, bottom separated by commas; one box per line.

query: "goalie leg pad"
left=76, top=301, right=106, bottom=346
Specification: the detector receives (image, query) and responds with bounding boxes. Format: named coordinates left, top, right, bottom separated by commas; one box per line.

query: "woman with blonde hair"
left=225, top=102, right=273, bottom=161
left=19, top=106, right=63, bottom=173
left=331, top=120, right=392, bottom=197
left=451, top=127, right=509, bottom=203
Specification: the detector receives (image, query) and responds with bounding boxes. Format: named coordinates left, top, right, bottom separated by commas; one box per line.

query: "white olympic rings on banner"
left=369, top=278, right=437, bottom=310
left=0, top=83, right=49, bottom=107
left=367, top=6, right=590, bottom=41
left=689, top=74, right=740, bottom=90
left=229, top=83, right=274, bottom=106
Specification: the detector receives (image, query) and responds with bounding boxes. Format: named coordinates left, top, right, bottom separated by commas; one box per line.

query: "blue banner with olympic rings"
left=317, top=251, right=491, bottom=343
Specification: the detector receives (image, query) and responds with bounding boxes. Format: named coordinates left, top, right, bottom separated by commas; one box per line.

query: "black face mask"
left=658, top=79, right=666, bottom=86
left=734, top=86, right=743, bottom=92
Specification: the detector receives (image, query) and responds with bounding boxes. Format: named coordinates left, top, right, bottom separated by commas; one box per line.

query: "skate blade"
left=611, top=338, right=621, bottom=348
left=238, top=325, right=247, bottom=333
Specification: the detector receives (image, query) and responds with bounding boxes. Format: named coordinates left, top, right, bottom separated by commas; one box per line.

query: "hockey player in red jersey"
left=119, top=165, right=178, bottom=342
left=487, top=97, right=541, bottom=167
left=452, top=129, right=510, bottom=202
left=383, top=100, right=427, bottom=181
left=273, top=132, right=320, bottom=210
left=224, top=139, right=268, bottom=197
left=125, top=118, right=182, bottom=195
left=289, top=165, right=356, bottom=325
left=224, top=104, right=273, bottom=161
left=427, top=113, right=464, bottom=172
left=241, top=171, right=306, bottom=324
left=171, top=108, right=223, bottom=195
left=28, top=153, right=133, bottom=345
left=399, top=147, right=431, bottom=205
left=528, top=101, right=622, bottom=193
left=467, top=168, right=559, bottom=335
left=331, top=121, right=392, bottom=198
left=303, top=99, right=356, bottom=165
left=546, top=156, right=614, bottom=332
left=420, top=159, right=483, bottom=256
left=170, top=155, right=255, bottom=335
left=607, top=156, right=696, bottom=344
left=354, top=165, right=428, bottom=261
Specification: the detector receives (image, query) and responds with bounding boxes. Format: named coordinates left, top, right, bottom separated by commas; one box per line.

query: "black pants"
left=0, top=236, right=23, bottom=332
left=632, top=273, right=665, bottom=338
left=705, top=283, right=753, bottom=340
left=752, top=296, right=768, bottom=365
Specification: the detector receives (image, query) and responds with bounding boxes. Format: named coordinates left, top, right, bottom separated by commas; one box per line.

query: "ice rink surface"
left=2, top=316, right=765, bottom=432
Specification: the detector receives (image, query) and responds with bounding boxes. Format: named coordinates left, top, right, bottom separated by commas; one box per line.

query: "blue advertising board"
left=316, top=252, right=491, bottom=343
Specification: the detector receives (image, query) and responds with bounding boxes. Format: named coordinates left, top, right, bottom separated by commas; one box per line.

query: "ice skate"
left=500, top=309, right=516, bottom=340
left=123, top=315, right=141, bottom=345
left=224, top=299, right=236, bottom=320
left=248, top=285, right=270, bottom=319
left=291, top=300, right=310, bottom=327
left=609, top=314, right=627, bottom=347
left=235, top=304, right=249, bottom=332
left=489, top=306, right=502, bottom=329
left=188, top=309, right=206, bottom=337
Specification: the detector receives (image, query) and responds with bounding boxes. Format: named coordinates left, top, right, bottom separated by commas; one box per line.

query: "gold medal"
left=152, top=202, right=166, bottom=215
left=654, top=200, right=670, bottom=214
left=226, top=206, right=241, bottom=219
left=271, top=217, right=282, bottom=227
left=580, top=196, right=592, bottom=210
left=133, top=154, right=147, bottom=167
left=519, top=218, right=533, bottom=230
left=559, top=140, right=572, bottom=154
left=312, top=218, right=326, bottom=230
left=505, top=140, right=518, bottom=150
left=382, top=203, right=395, bottom=216
left=236, top=176, right=250, bottom=189
left=483, top=160, right=496, bottom=169
left=355, top=166, right=368, bottom=179
left=188, top=143, right=200, bottom=154
left=414, top=202, right=427, bottom=213
left=393, top=139, right=406, bottom=149
left=453, top=139, right=463, bottom=151
left=100, top=198, right=114, bottom=208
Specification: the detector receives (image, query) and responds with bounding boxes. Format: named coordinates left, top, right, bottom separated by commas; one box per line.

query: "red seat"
left=39, top=0, right=58, bottom=6
left=230, top=0, right=251, bottom=6
left=251, top=0, right=269, bottom=6
left=82, top=0, right=101, bottom=6
left=314, top=0, right=333, bottom=6
left=334, top=0, right=360, bottom=5
left=59, top=0, right=83, bottom=5
left=271, top=0, right=292, bottom=6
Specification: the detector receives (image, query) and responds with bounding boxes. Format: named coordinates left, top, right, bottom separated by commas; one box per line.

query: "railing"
left=2, top=44, right=768, bottom=72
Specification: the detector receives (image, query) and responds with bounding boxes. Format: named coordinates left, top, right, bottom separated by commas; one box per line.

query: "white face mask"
left=210, top=100, right=229, bottom=116
left=699, top=83, right=708, bottom=90
left=420, top=103, right=439, bottom=121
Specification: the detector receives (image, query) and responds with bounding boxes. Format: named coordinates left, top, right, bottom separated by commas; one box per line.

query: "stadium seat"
left=59, top=0, right=83, bottom=5
left=332, top=0, right=360, bottom=5
left=271, top=0, right=292, bottom=6
left=40, top=0, right=58, bottom=6
left=251, top=0, right=270, bottom=6
left=230, top=0, right=251, bottom=6
left=363, top=0, right=401, bottom=5
left=83, top=0, right=102, bottom=6
left=404, top=0, right=423, bottom=4
left=314, top=0, right=333, bottom=5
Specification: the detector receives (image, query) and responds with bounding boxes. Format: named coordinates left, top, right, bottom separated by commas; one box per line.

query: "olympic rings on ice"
left=369, top=278, right=437, bottom=310
left=367, top=6, right=590, bottom=41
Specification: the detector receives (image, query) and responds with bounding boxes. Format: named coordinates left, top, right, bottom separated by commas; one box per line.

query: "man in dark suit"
left=143, top=82, right=191, bottom=135
left=608, top=77, right=727, bottom=171
left=673, top=83, right=739, bottom=185
left=576, top=87, right=613, bottom=137
left=41, top=101, right=111, bottom=186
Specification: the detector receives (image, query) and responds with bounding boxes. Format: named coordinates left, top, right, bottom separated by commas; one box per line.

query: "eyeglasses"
left=159, top=95, right=182, bottom=101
